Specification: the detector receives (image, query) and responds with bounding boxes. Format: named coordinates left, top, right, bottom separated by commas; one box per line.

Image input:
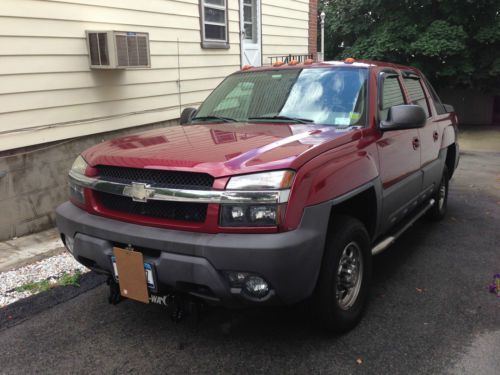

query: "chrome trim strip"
left=68, top=170, right=290, bottom=204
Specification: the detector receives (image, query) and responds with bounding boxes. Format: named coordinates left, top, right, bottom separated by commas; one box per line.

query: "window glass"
left=204, top=7, right=225, bottom=23
left=201, top=0, right=227, bottom=46
left=404, top=77, right=430, bottom=117
left=243, top=0, right=257, bottom=42
left=380, top=76, right=405, bottom=121
left=423, top=77, right=447, bottom=115
left=195, top=68, right=368, bottom=127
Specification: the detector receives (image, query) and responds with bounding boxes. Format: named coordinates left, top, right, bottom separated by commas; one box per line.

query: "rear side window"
left=422, top=77, right=447, bottom=115
left=380, top=75, right=405, bottom=121
left=403, top=77, right=430, bottom=117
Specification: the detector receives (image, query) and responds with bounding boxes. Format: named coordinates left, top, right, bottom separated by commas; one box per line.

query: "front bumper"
left=56, top=202, right=330, bottom=306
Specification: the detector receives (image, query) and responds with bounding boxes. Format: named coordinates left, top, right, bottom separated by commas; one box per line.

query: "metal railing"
left=268, top=54, right=313, bottom=65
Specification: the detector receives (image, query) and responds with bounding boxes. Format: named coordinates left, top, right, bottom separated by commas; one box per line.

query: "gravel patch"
left=0, top=253, right=89, bottom=307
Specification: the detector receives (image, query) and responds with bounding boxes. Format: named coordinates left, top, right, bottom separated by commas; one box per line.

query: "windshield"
left=194, top=67, right=368, bottom=126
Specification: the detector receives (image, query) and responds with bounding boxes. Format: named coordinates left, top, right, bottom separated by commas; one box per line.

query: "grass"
left=15, top=270, right=82, bottom=294
left=15, top=279, right=51, bottom=293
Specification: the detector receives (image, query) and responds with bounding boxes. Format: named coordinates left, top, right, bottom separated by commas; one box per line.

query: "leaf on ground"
left=356, top=358, right=363, bottom=365
left=416, top=288, right=424, bottom=293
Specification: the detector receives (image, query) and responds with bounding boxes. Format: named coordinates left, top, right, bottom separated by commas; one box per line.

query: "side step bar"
left=372, top=199, right=435, bottom=256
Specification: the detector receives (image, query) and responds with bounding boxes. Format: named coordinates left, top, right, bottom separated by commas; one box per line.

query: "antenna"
left=176, top=38, right=182, bottom=116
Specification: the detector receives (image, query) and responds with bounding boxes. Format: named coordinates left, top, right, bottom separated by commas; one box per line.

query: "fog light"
left=64, top=235, right=75, bottom=253
left=244, top=276, right=270, bottom=298
left=226, top=271, right=248, bottom=287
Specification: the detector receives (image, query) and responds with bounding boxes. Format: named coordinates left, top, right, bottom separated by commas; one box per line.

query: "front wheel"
left=313, top=216, right=372, bottom=333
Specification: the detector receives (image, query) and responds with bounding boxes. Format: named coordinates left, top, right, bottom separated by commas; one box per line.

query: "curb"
left=0, top=271, right=107, bottom=332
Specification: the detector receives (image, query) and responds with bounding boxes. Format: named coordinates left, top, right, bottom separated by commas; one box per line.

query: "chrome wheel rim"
left=438, top=179, right=446, bottom=211
left=336, top=241, right=363, bottom=310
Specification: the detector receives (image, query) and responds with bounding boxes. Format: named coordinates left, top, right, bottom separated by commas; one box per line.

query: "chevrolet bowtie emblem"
left=123, top=182, right=155, bottom=202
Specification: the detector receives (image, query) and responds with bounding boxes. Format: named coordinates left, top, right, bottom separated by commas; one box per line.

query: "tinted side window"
left=404, top=77, right=430, bottom=117
left=422, top=77, right=447, bottom=115
left=380, top=76, right=405, bottom=121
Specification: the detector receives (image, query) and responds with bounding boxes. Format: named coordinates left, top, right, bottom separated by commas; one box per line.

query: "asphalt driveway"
left=0, top=151, right=499, bottom=374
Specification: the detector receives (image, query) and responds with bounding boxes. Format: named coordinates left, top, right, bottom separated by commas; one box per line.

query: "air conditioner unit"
left=85, top=31, right=151, bottom=69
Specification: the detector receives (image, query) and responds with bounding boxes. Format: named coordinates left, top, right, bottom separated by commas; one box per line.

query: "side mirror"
left=180, top=107, right=197, bottom=125
left=380, top=104, right=426, bottom=131
left=443, top=104, right=454, bottom=113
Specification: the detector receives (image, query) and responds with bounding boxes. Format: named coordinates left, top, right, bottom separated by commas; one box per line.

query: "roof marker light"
left=241, top=64, right=253, bottom=71
left=273, top=60, right=285, bottom=67
left=288, top=60, right=298, bottom=66
left=304, top=59, right=314, bottom=65
left=344, top=57, right=355, bottom=64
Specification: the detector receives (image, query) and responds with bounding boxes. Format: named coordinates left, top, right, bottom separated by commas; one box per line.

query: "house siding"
left=261, top=0, right=310, bottom=65
left=0, top=0, right=311, bottom=152
left=0, top=0, right=243, bottom=152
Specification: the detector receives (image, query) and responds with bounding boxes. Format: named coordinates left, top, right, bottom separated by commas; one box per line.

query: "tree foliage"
left=320, top=0, right=500, bottom=92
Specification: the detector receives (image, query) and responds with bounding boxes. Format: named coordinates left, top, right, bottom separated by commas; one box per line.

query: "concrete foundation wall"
left=0, top=119, right=178, bottom=241
left=439, top=88, right=494, bottom=125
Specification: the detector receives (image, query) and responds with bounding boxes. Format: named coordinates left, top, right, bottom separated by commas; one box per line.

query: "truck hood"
left=83, top=123, right=359, bottom=177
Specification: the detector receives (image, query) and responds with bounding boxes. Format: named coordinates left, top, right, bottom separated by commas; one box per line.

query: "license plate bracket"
left=111, top=247, right=157, bottom=303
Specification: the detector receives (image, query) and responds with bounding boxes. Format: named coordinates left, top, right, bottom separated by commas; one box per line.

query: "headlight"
left=221, top=170, right=294, bottom=227
left=71, top=155, right=89, bottom=175
left=69, top=155, right=89, bottom=206
left=220, top=204, right=282, bottom=227
left=226, top=170, right=295, bottom=190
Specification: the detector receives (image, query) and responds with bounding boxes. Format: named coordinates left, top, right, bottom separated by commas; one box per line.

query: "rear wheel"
left=313, top=216, right=371, bottom=333
left=427, top=166, right=449, bottom=221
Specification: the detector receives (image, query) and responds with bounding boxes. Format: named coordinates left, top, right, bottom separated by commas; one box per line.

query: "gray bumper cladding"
left=55, top=202, right=330, bottom=306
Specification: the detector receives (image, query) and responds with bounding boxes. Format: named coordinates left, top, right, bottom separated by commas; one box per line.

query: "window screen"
left=380, top=76, right=405, bottom=121
left=404, top=77, right=430, bottom=117
left=200, top=0, right=228, bottom=48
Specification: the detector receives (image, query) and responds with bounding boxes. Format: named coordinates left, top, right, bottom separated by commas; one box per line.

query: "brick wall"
left=0, top=119, right=178, bottom=241
left=308, top=0, right=318, bottom=61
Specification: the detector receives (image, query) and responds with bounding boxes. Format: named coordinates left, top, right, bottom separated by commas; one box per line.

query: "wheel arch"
left=445, top=142, right=458, bottom=179
left=327, top=181, right=382, bottom=242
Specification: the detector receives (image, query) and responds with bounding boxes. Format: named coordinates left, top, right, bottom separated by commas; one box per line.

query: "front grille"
left=96, top=165, right=214, bottom=190
left=96, top=191, right=208, bottom=223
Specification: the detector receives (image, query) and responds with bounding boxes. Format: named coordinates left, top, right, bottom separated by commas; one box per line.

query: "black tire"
left=313, top=216, right=372, bottom=334
left=180, top=107, right=197, bottom=125
left=427, top=166, right=449, bottom=221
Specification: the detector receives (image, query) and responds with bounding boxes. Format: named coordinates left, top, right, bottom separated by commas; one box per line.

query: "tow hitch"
left=107, top=277, right=205, bottom=323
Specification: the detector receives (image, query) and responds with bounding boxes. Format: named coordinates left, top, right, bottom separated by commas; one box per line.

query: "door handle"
left=433, top=131, right=439, bottom=141
left=412, top=137, right=420, bottom=149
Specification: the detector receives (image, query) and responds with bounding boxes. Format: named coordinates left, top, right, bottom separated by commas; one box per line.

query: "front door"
left=240, top=0, right=261, bottom=67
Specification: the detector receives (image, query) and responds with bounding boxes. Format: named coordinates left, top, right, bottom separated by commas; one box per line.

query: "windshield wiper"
left=248, top=115, right=314, bottom=124
left=191, top=115, right=237, bottom=123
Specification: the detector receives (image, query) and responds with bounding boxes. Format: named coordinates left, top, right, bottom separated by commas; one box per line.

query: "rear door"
left=376, top=70, right=422, bottom=232
left=402, top=73, right=440, bottom=191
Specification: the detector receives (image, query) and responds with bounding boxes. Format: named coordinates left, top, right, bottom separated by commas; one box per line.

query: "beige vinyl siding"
left=0, top=0, right=312, bottom=151
left=0, top=0, right=241, bottom=151
left=261, top=0, right=309, bottom=65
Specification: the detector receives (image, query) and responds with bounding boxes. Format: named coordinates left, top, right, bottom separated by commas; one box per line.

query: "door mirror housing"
left=380, top=104, right=426, bottom=131
left=180, top=107, right=197, bottom=125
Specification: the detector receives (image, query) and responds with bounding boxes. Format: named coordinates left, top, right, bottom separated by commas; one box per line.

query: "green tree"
left=320, top=0, right=500, bottom=93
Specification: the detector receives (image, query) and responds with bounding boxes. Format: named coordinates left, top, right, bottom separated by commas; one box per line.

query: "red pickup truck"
left=56, top=59, right=459, bottom=332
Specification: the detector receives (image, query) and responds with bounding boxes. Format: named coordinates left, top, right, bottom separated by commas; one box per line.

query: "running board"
left=372, top=199, right=435, bottom=256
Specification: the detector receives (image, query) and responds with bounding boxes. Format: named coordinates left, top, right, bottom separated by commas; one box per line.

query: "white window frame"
left=200, top=0, right=230, bottom=49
